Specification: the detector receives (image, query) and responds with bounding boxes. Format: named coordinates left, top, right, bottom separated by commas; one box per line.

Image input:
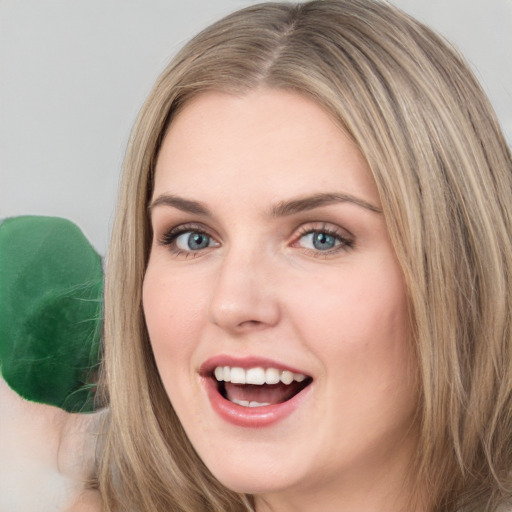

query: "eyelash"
left=292, top=223, right=354, bottom=256
left=158, top=222, right=354, bottom=258
left=159, top=223, right=215, bottom=258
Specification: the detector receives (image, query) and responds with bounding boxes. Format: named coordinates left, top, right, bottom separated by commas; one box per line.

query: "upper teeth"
left=214, top=366, right=307, bottom=385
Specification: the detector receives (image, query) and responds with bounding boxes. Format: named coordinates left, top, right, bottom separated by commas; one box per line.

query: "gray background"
left=1, top=0, right=511, bottom=255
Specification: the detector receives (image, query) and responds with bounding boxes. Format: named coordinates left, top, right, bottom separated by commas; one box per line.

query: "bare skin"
left=145, top=89, right=422, bottom=512
left=0, top=376, right=103, bottom=511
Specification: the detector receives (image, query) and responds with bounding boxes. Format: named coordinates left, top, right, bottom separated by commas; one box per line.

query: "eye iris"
left=313, top=232, right=336, bottom=250
left=188, top=233, right=209, bottom=250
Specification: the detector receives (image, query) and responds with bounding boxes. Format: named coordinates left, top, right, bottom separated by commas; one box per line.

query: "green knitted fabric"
left=0, top=216, right=103, bottom=412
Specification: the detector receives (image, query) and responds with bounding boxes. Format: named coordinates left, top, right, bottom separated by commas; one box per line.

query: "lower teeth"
left=231, top=398, right=271, bottom=408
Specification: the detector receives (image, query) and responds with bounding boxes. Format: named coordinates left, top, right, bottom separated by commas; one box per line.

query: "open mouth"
left=212, top=366, right=313, bottom=408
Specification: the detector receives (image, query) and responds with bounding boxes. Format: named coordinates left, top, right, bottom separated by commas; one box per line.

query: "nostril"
left=237, top=319, right=266, bottom=329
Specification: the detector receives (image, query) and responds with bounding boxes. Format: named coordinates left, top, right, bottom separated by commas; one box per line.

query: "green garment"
left=0, top=216, right=103, bottom=412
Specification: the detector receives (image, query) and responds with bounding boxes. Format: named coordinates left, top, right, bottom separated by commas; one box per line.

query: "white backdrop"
left=1, top=0, right=511, bottom=254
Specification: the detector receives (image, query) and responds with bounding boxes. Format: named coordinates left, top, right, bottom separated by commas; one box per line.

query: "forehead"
left=153, top=89, right=379, bottom=209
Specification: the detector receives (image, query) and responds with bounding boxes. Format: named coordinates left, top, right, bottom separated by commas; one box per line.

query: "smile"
left=200, top=357, right=313, bottom=427
left=214, top=366, right=310, bottom=407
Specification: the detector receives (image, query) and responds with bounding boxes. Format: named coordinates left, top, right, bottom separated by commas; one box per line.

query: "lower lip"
left=203, top=377, right=312, bottom=428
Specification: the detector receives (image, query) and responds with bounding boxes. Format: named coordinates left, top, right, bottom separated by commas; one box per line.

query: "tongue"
left=224, top=382, right=303, bottom=405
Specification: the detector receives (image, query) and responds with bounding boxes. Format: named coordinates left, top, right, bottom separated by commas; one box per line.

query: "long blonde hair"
left=98, top=1, right=512, bottom=510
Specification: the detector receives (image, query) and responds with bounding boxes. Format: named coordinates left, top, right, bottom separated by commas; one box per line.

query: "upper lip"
left=199, top=355, right=311, bottom=378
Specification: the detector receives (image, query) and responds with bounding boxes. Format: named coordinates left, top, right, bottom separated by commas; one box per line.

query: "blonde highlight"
left=99, top=1, right=512, bottom=510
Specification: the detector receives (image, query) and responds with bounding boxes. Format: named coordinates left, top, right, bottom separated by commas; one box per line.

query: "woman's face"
left=143, top=89, right=419, bottom=507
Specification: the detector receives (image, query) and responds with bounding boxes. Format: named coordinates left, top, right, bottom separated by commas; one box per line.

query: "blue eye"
left=175, top=231, right=215, bottom=251
left=299, top=231, right=340, bottom=251
left=295, top=226, right=354, bottom=254
left=159, top=224, right=219, bottom=255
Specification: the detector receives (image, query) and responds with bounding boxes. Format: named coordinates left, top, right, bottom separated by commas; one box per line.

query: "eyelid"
left=157, top=220, right=354, bottom=258
left=290, top=222, right=355, bottom=254
left=158, top=222, right=220, bottom=253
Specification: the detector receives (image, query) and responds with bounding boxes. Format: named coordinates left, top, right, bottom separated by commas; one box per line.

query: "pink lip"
left=200, top=355, right=312, bottom=428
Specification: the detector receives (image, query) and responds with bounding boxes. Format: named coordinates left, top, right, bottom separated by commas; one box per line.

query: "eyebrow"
left=149, top=194, right=212, bottom=216
left=270, top=192, right=382, bottom=216
left=149, top=191, right=382, bottom=217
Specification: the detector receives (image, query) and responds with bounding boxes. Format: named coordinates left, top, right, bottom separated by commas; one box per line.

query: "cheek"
left=287, top=255, right=413, bottom=394
left=292, top=260, right=407, bottom=345
left=142, top=262, right=207, bottom=368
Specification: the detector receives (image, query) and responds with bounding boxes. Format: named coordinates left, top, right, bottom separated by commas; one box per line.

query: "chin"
left=211, top=467, right=296, bottom=496
left=198, top=443, right=312, bottom=496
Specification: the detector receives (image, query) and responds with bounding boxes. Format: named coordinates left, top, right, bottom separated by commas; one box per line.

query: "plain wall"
left=1, top=0, right=511, bottom=254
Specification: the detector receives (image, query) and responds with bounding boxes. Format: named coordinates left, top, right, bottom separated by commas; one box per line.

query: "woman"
left=98, top=0, right=512, bottom=511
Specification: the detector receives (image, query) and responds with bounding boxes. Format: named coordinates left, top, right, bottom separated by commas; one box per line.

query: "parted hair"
left=98, top=1, right=512, bottom=510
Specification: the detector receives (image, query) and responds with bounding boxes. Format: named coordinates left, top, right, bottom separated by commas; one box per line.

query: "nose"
left=208, top=247, right=281, bottom=333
